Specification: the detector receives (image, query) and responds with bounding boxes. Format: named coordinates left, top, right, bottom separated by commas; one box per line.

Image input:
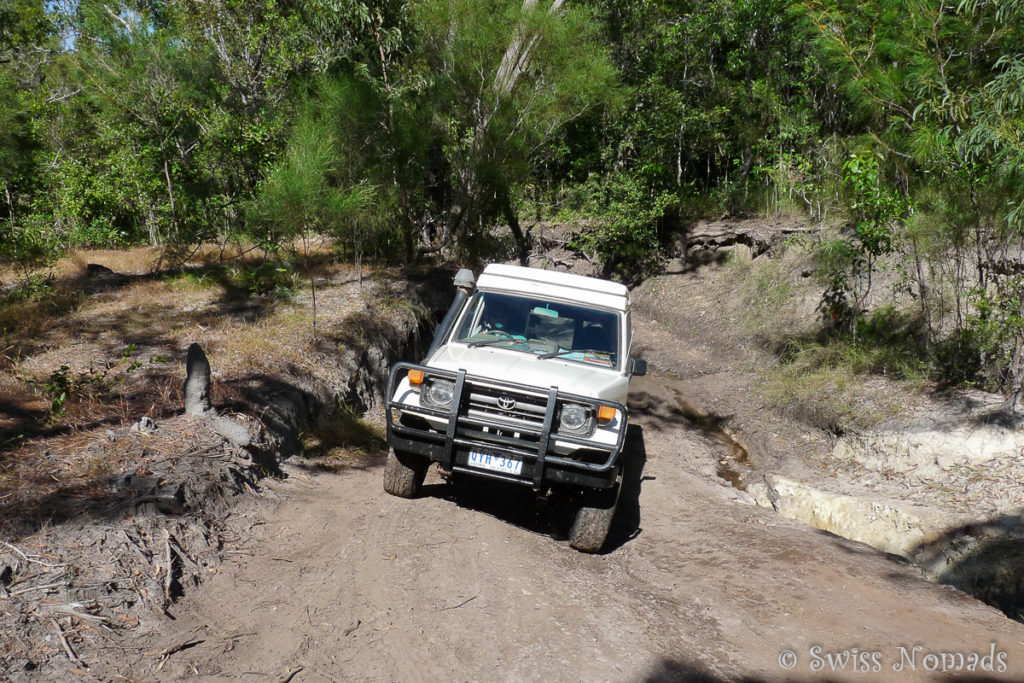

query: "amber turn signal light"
left=597, top=405, right=616, bottom=425
left=408, top=369, right=424, bottom=385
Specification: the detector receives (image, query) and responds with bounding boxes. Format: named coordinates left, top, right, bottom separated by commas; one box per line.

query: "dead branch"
left=51, top=617, right=85, bottom=667
left=154, top=638, right=204, bottom=672
left=47, top=602, right=114, bottom=628
left=6, top=582, right=67, bottom=597
left=115, top=494, right=184, bottom=515
left=121, top=529, right=152, bottom=564
left=434, top=595, right=477, bottom=611
left=2, top=540, right=66, bottom=569
left=44, top=88, right=80, bottom=104
left=280, top=665, right=304, bottom=683
left=167, top=533, right=198, bottom=567
left=162, top=530, right=173, bottom=612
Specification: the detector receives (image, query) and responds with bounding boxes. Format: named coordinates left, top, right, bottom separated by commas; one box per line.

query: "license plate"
left=468, top=450, right=523, bottom=476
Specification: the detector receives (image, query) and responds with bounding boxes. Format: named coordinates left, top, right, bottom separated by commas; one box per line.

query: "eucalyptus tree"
left=276, top=0, right=619, bottom=263
left=33, top=0, right=346, bottom=252
left=412, top=0, right=618, bottom=262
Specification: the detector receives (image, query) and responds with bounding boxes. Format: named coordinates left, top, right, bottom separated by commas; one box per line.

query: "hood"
left=427, top=344, right=628, bottom=403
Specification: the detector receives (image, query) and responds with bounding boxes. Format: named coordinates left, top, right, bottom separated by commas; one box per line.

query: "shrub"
left=566, top=172, right=676, bottom=281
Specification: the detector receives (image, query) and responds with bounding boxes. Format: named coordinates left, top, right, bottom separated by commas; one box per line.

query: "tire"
left=568, top=483, right=621, bottom=553
left=383, top=448, right=429, bottom=498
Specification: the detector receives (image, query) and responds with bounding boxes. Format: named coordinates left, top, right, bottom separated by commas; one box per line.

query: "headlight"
left=559, top=403, right=589, bottom=431
left=424, top=378, right=455, bottom=407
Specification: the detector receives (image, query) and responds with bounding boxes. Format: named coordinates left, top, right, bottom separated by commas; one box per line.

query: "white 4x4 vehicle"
left=384, top=264, right=646, bottom=552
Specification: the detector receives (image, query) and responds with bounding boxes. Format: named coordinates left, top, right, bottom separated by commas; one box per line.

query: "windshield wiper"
left=538, top=348, right=608, bottom=360
left=467, top=336, right=520, bottom=349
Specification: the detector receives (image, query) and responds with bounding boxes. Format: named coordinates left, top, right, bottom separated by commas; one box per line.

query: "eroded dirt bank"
left=0, top=266, right=444, bottom=680
left=628, top=222, right=1024, bottom=618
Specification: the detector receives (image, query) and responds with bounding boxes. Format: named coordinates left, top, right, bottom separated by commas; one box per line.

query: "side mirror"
left=629, top=358, right=647, bottom=377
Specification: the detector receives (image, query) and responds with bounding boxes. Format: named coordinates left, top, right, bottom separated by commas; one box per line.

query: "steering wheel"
left=489, top=329, right=528, bottom=344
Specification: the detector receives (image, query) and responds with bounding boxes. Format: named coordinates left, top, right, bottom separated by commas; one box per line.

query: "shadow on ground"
left=908, top=511, right=1024, bottom=620
left=420, top=424, right=648, bottom=553
left=1, top=268, right=442, bottom=537
left=629, top=387, right=732, bottom=438
left=0, top=367, right=185, bottom=449
left=642, top=656, right=772, bottom=682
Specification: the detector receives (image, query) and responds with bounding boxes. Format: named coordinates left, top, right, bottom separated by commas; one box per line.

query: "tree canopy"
left=2, top=0, right=1024, bottom=390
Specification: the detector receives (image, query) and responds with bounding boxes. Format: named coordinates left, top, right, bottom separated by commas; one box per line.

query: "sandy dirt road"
left=137, top=370, right=1024, bottom=682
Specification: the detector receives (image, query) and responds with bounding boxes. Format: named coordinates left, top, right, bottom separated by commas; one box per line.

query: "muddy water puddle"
left=659, top=372, right=752, bottom=490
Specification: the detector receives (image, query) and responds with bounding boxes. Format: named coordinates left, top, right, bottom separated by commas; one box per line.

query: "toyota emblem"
left=496, top=395, right=517, bottom=411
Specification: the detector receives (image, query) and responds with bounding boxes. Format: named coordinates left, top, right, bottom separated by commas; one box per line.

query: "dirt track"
left=141, top=368, right=1024, bottom=681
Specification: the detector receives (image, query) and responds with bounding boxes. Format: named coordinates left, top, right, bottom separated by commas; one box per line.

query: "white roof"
left=476, top=264, right=628, bottom=312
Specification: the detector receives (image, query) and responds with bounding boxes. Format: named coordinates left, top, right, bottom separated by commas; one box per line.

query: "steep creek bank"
left=629, top=219, right=1024, bottom=619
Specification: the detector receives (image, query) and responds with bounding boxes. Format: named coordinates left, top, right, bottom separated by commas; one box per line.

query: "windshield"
left=452, top=292, right=620, bottom=369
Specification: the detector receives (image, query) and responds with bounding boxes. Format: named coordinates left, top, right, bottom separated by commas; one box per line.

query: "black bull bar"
left=385, top=362, right=628, bottom=490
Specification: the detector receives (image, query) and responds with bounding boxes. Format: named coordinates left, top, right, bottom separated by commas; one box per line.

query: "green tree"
left=413, top=0, right=618, bottom=262
left=545, top=0, right=836, bottom=275
left=587, top=1, right=830, bottom=204
left=248, top=98, right=383, bottom=261
left=0, top=0, right=56, bottom=268
left=818, top=152, right=909, bottom=337
left=804, top=0, right=1024, bottom=398
left=26, top=0, right=347, bottom=253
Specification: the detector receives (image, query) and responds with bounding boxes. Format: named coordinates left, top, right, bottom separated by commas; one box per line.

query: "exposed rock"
left=747, top=474, right=937, bottom=557
left=524, top=222, right=602, bottom=277
left=130, top=415, right=157, bottom=433
left=683, top=219, right=812, bottom=260
left=833, top=416, right=1024, bottom=481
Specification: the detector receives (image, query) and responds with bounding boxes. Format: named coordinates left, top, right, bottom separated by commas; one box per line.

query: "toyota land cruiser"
left=383, top=264, right=646, bottom=552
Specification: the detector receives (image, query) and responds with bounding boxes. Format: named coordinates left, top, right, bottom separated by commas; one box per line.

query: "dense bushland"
left=1, top=0, right=1023, bottom=399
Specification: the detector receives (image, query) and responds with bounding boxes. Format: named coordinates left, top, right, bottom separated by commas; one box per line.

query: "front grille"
left=387, top=363, right=628, bottom=483
left=465, top=383, right=547, bottom=428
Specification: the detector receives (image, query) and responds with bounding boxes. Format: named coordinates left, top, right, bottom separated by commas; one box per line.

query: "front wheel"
left=568, top=483, right=621, bottom=553
left=383, top=448, right=429, bottom=498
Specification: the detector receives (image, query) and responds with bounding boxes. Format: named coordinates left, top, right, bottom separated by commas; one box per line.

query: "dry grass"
left=67, top=247, right=165, bottom=275
left=0, top=236, right=338, bottom=287
left=0, top=248, right=162, bottom=285
left=0, top=245, right=389, bottom=533
left=0, top=283, right=84, bottom=346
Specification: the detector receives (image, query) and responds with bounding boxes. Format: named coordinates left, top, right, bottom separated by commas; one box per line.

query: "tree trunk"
left=1005, top=298, right=1024, bottom=412
left=184, top=343, right=213, bottom=416
left=499, top=185, right=530, bottom=265
left=442, top=0, right=565, bottom=248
